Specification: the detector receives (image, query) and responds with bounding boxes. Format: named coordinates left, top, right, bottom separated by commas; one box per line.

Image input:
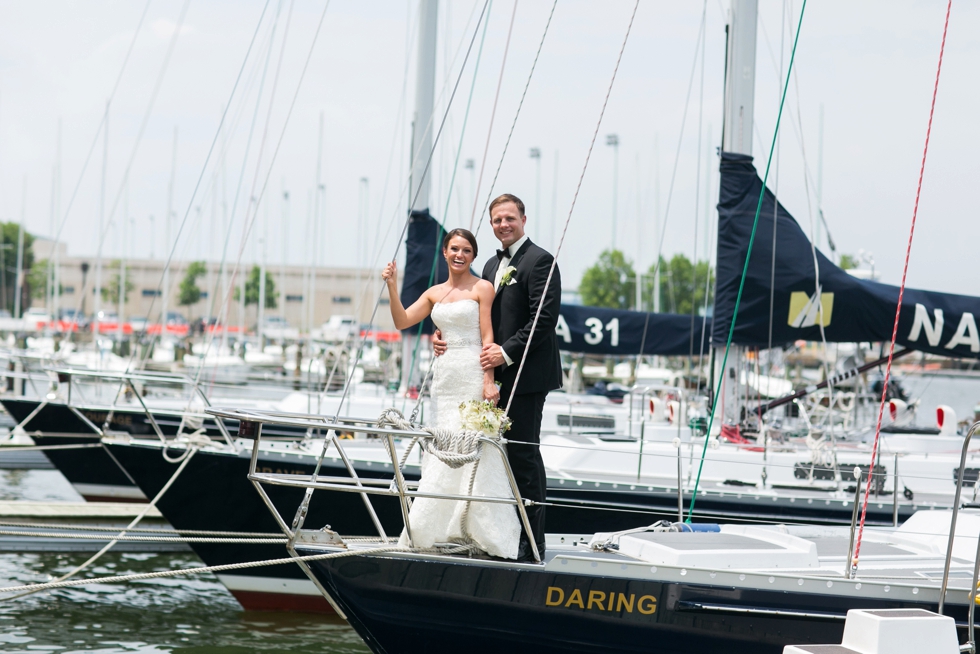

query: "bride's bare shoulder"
left=474, top=278, right=494, bottom=297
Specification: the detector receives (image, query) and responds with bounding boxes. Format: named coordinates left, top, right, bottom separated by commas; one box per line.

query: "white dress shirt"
left=492, top=234, right=528, bottom=367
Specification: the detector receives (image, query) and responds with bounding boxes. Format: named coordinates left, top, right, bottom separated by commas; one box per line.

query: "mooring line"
left=0, top=545, right=405, bottom=596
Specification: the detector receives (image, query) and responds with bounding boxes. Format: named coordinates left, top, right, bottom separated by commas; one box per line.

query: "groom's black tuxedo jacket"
left=482, top=238, right=563, bottom=397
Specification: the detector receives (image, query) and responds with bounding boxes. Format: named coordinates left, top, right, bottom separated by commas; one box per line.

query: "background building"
left=32, top=237, right=396, bottom=331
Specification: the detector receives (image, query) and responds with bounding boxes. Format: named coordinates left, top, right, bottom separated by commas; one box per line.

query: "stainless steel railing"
left=206, top=406, right=542, bottom=563
left=939, top=421, right=980, bottom=615
left=31, top=368, right=236, bottom=448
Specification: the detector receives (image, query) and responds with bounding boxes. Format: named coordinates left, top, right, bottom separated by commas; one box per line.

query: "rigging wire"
left=125, top=0, right=276, bottom=375
left=636, top=1, right=707, bottom=364
left=193, top=0, right=297, bottom=390
left=504, top=0, right=639, bottom=418
left=694, top=176, right=717, bottom=396
left=686, top=0, right=808, bottom=522
left=343, top=0, right=487, bottom=401
left=853, top=0, right=951, bottom=578
left=689, top=0, right=707, bottom=361
left=400, top=0, right=495, bottom=411
left=186, top=0, right=329, bottom=392
left=47, top=0, right=153, bottom=274
left=56, top=0, right=192, bottom=348
left=328, top=0, right=492, bottom=422
left=466, top=0, right=518, bottom=232
left=402, top=0, right=558, bottom=396
left=471, top=0, right=559, bottom=238
left=756, top=12, right=837, bottom=260
left=765, top=0, right=787, bottom=363
left=333, top=0, right=491, bottom=401
left=779, top=0, right=841, bottom=478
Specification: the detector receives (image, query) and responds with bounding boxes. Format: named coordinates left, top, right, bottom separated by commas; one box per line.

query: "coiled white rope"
left=377, top=408, right=502, bottom=549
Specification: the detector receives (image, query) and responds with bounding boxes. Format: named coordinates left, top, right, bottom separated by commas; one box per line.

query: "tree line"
left=578, top=249, right=714, bottom=315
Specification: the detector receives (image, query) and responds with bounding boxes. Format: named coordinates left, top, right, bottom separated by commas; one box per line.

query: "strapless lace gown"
left=398, top=300, right=520, bottom=559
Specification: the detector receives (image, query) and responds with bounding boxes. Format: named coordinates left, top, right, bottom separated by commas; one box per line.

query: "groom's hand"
left=432, top=330, right=447, bottom=356
left=480, top=344, right=505, bottom=371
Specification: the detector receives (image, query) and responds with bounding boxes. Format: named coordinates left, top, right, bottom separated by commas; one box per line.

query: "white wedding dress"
left=398, top=299, right=521, bottom=559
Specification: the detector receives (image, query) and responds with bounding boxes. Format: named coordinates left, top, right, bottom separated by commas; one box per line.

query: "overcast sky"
left=0, top=0, right=977, bottom=298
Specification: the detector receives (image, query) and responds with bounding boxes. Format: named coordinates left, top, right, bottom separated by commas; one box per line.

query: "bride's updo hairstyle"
left=442, top=228, right=479, bottom=258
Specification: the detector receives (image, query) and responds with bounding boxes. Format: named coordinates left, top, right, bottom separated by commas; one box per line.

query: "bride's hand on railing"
left=484, top=380, right=500, bottom=405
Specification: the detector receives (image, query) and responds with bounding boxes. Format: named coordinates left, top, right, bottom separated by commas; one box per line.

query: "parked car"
left=164, top=311, right=188, bottom=326
left=260, top=315, right=299, bottom=340
left=319, top=315, right=356, bottom=342
left=22, top=307, right=51, bottom=330
left=58, top=308, right=89, bottom=329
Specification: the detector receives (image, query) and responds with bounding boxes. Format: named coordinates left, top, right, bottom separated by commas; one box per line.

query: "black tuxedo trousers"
left=500, top=387, right=547, bottom=550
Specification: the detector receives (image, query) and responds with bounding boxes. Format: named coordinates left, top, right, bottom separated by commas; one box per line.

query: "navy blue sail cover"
left=714, top=151, right=980, bottom=359
left=400, top=209, right=449, bottom=335
left=401, top=209, right=710, bottom=354
left=557, top=304, right=711, bottom=356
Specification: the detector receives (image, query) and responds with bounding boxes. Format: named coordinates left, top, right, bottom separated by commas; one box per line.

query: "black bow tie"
left=496, top=249, right=508, bottom=260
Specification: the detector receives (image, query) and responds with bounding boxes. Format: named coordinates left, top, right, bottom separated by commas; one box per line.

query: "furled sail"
left=714, top=151, right=980, bottom=359
left=401, top=211, right=710, bottom=355
left=400, top=209, right=449, bottom=335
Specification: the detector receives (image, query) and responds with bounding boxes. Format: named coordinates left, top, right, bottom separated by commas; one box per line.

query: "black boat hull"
left=105, top=440, right=410, bottom=612
left=300, top=550, right=970, bottom=654
left=1, top=397, right=307, bottom=501
left=106, top=439, right=927, bottom=614
left=8, top=398, right=919, bottom=526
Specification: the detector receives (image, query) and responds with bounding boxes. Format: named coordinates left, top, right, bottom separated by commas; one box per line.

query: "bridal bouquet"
left=458, top=400, right=512, bottom=436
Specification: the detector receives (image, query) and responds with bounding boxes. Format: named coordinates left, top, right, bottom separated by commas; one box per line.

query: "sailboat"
left=234, top=2, right=980, bottom=652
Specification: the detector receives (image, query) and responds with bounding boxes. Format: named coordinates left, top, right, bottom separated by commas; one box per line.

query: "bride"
left=382, top=228, right=520, bottom=559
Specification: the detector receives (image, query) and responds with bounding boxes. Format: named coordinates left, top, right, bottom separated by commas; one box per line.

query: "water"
left=0, top=471, right=370, bottom=653
left=902, top=372, right=980, bottom=423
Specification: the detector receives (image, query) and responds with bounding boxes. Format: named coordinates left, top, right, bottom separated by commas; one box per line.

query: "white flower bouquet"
left=458, top=400, right=512, bottom=436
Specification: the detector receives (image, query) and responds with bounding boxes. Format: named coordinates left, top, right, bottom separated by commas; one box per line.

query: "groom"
left=434, top=193, right=563, bottom=561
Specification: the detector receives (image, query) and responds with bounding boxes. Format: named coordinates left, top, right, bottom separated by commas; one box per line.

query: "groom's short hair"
left=489, top=193, right=525, bottom=217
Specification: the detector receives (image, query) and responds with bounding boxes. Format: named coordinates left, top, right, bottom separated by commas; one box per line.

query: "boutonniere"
left=499, top=265, right=518, bottom=287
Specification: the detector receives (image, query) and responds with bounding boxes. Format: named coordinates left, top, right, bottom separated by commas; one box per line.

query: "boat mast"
left=14, top=176, right=26, bottom=321
left=409, top=0, right=437, bottom=215
left=722, top=0, right=757, bottom=157
left=94, top=102, right=110, bottom=338
left=715, top=0, right=757, bottom=428
left=162, top=126, right=177, bottom=334
left=401, top=0, right=438, bottom=392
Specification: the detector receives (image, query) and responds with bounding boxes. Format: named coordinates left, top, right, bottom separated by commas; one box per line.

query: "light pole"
left=358, top=177, right=369, bottom=320
left=280, top=189, right=289, bottom=323
left=606, top=134, right=619, bottom=251
left=529, top=148, right=541, bottom=241
left=148, top=215, right=155, bottom=259
left=464, top=159, right=475, bottom=218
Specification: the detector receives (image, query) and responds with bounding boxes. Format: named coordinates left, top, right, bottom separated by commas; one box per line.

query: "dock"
left=0, top=501, right=190, bottom=553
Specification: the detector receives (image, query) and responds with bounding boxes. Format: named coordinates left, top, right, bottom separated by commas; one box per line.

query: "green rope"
left=403, top=1, right=493, bottom=399
left=686, top=0, right=807, bottom=522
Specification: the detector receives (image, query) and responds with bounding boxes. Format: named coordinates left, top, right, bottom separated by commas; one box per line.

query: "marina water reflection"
left=0, top=471, right=368, bottom=653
